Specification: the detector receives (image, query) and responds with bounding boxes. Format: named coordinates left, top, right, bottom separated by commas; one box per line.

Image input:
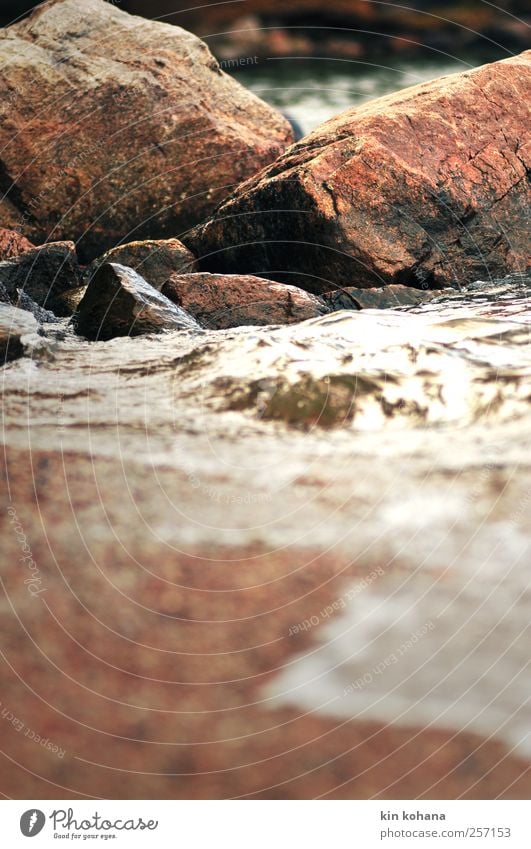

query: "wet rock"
left=323, top=284, right=445, bottom=311
left=0, top=303, right=38, bottom=363
left=86, top=239, right=197, bottom=291
left=0, top=228, right=34, bottom=261
left=162, top=272, right=327, bottom=328
left=189, top=51, right=531, bottom=294
left=0, top=0, right=293, bottom=261
left=74, top=263, right=200, bottom=340
left=0, top=241, right=82, bottom=315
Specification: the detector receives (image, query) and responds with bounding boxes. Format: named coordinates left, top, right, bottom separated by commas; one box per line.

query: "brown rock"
left=0, top=303, right=38, bottom=363
left=188, top=52, right=531, bottom=294
left=0, top=0, right=293, bottom=261
left=0, top=241, right=82, bottom=314
left=86, top=239, right=197, bottom=291
left=0, top=228, right=34, bottom=261
left=74, top=263, right=200, bottom=340
left=162, top=272, right=327, bottom=328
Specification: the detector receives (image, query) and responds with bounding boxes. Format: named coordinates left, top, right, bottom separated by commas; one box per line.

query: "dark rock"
left=0, top=241, right=82, bottom=315
left=0, top=0, right=293, bottom=261
left=0, top=303, right=38, bottom=363
left=162, top=272, right=327, bottom=328
left=86, top=239, right=197, bottom=291
left=188, top=51, right=531, bottom=295
left=13, top=290, right=58, bottom=323
left=0, top=228, right=34, bottom=261
left=323, top=285, right=445, bottom=311
left=74, top=263, right=200, bottom=340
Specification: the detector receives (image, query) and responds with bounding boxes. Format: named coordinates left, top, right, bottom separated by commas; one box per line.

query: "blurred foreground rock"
left=0, top=241, right=82, bottom=314
left=0, top=302, right=37, bottom=362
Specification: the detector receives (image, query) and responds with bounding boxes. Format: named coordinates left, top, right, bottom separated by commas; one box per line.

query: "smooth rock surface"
left=0, top=241, right=82, bottom=314
left=86, top=239, right=197, bottom=291
left=189, top=51, right=531, bottom=294
left=0, top=0, right=293, bottom=260
left=2, top=278, right=531, bottom=798
left=74, top=262, right=201, bottom=340
left=162, top=272, right=328, bottom=328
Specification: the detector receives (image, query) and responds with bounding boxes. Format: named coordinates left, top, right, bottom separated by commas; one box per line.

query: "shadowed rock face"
left=0, top=0, right=293, bottom=261
left=74, top=262, right=201, bottom=340
left=162, top=272, right=328, bottom=328
left=188, top=51, right=531, bottom=295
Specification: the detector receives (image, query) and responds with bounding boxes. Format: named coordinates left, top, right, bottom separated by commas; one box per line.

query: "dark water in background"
left=231, top=52, right=502, bottom=135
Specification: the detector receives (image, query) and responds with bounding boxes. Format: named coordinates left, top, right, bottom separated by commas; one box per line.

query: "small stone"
left=323, top=285, right=444, bottom=311
left=0, top=228, right=34, bottom=261
left=189, top=50, right=531, bottom=293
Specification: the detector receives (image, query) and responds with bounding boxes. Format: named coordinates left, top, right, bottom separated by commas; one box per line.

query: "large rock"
left=86, top=239, right=197, bottom=291
left=0, top=0, right=293, bottom=261
left=162, top=272, right=327, bottom=328
left=189, top=52, right=531, bottom=294
left=0, top=303, right=38, bottom=363
left=0, top=241, right=82, bottom=314
left=74, top=263, right=200, bottom=340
